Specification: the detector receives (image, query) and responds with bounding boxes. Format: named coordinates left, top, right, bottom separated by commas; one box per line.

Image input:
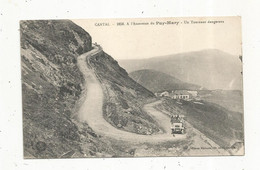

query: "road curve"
left=76, top=46, right=233, bottom=155
left=77, top=46, right=185, bottom=143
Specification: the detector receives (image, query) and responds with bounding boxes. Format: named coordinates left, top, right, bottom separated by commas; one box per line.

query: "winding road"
left=76, top=46, right=230, bottom=155
left=77, top=46, right=185, bottom=143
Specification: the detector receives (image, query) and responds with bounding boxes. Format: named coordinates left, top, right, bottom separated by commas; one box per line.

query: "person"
left=176, top=114, right=179, bottom=120
left=171, top=115, right=174, bottom=124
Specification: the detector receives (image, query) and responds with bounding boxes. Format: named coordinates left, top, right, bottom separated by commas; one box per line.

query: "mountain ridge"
left=129, top=69, right=203, bottom=92
left=117, top=49, right=236, bottom=61
left=118, top=49, right=243, bottom=90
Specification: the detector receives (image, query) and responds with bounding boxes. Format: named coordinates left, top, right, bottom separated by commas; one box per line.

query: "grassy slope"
left=88, top=52, right=161, bottom=135
left=199, top=90, right=243, bottom=113
left=129, top=69, right=203, bottom=92
left=156, top=99, right=243, bottom=147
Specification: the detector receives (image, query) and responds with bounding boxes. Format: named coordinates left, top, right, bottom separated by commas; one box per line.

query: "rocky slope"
left=87, top=52, right=161, bottom=135
left=119, top=49, right=243, bottom=90
left=21, top=20, right=121, bottom=158
left=129, top=69, right=203, bottom=92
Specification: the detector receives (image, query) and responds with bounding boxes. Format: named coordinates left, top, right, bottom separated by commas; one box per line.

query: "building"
left=159, top=91, right=170, bottom=97
left=156, top=90, right=198, bottom=100
left=171, top=90, right=191, bottom=100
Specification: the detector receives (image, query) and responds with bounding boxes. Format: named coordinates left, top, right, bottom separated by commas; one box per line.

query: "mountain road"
left=77, top=46, right=230, bottom=155
left=77, top=46, right=185, bottom=143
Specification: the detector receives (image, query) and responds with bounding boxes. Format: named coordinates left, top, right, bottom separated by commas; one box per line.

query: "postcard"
left=20, top=17, right=243, bottom=158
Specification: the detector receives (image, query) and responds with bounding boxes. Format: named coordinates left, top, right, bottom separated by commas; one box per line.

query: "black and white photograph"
left=20, top=17, right=244, bottom=158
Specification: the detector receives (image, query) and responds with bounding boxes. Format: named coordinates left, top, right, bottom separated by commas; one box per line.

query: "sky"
left=73, top=17, right=242, bottom=60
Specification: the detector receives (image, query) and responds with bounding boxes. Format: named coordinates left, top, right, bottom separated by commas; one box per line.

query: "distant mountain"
left=119, top=49, right=243, bottom=90
left=129, top=69, right=203, bottom=92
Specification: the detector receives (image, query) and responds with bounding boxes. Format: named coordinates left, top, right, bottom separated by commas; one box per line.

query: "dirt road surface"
left=77, top=46, right=185, bottom=144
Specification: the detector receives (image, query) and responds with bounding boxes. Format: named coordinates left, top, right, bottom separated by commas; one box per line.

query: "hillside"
left=118, top=49, right=243, bottom=90
left=21, top=20, right=95, bottom=158
left=87, top=52, right=162, bottom=135
left=21, top=20, right=135, bottom=158
left=21, top=20, right=162, bottom=158
left=155, top=98, right=244, bottom=147
left=129, top=69, right=203, bottom=92
left=198, top=90, right=243, bottom=113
